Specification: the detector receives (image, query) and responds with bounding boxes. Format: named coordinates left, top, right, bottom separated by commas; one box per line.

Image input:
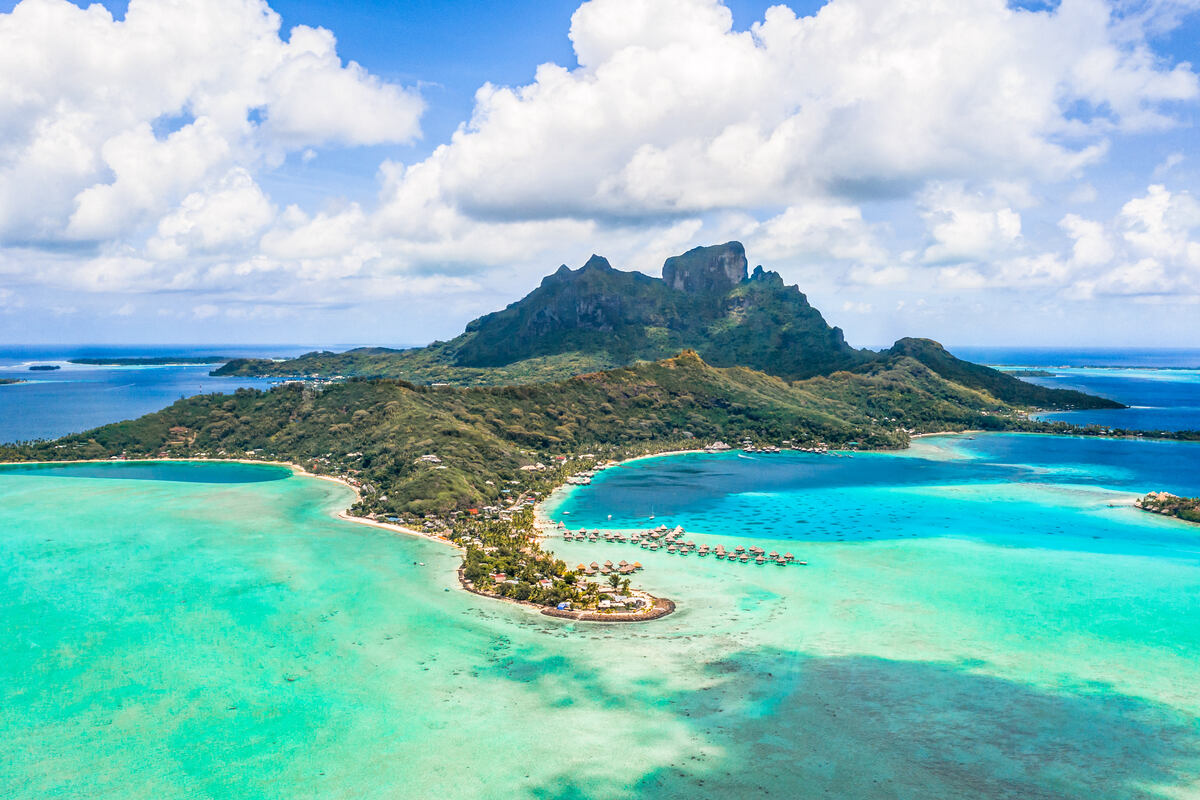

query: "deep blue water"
left=949, top=347, right=1200, bottom=432
left=953, top=347, right=1200, bottom=369
left=0, top=345, right=321, bottom=444
left=551, top=434, right=1200, bottom=557
left=1007, top=368, right=1200, bottom=432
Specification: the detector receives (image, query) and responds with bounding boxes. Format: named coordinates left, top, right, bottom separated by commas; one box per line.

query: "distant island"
left=1008, top=369, right=1057, bottom=377
left=0, top=378, right=24, bottom=385
left=70, top=356, right=230, bottom=366
left=1136, top=492, right=1200, bottom=524
left=28, top=364, right=60, bottom=371
left=0, top=241, right=1131, bottom=619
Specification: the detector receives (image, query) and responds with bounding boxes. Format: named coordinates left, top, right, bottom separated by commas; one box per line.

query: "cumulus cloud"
left=1071, top=184, right=1200, bottom=297
left=920, top=184, right=1200, bottom=298
left=2, top=0, right=1200, bottom=338
left=0, top=0, right=423, bottom=244
left=920, top=182, right=1025, bottom=265
left=749, top=201, right=888, bottom=265
left=378, top=0, right=1196, bottom=227
left=147, top=168, right=274, bottom=259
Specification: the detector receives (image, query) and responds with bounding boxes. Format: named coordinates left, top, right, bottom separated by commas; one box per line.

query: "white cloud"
left=2, top=0, right=1199, bottom=341
left=0, top=0, right=422, bottom=244
left=920, top=182, right=1024, bottom=265
left=749, top=201, right=887, bottom=265
left=147, top=168, right=274, bottom=259
left=1005, top=185, right=1200, bottom=298
left=1153, top=152, right=1185, bottom=177
left=377, top=0, right=1196, bottom=227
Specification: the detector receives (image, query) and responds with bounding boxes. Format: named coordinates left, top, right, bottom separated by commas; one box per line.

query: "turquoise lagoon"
left=3, top=435, right=1200, bottom=799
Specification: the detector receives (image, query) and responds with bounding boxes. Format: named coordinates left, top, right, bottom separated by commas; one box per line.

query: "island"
left=0, top=378, right=24, bottom=385
left=1008, top=369, right=1057, bottom=377
left=70, top=356, right=231, bottom=366
left=0, top=241, right=1131, bottom=621
left=1136, top=492, right=1200, bottom=524
left=28, top=364, right=60, bottom=371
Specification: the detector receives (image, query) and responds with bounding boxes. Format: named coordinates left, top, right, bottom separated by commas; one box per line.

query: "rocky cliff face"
left=661, top=242, right=748, bottom=294
left=450, top=241, right=870, bottom=379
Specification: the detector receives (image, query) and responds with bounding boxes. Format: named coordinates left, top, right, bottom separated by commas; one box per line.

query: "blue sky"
left=0, top=0, right=1198, bottom=348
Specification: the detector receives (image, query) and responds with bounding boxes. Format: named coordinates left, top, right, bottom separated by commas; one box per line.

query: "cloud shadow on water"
left=528, top=649, right=1200, bottom=800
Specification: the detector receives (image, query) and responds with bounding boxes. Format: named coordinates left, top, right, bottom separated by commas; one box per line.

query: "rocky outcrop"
left=662, top=241, right=748, bottom=294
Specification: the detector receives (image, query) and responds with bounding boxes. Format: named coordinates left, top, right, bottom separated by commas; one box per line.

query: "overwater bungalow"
left=667, top=545, right=677, bottom=553
left=632, top=562, right=643, bottom=570
left=755, top=556, right=766, bottom=565
left=715, top=551, right=726, bottom=559
left=768, top=551, right=779, bottom=559
left=739, top=554, right=750, bottom=562
left=604, top=560, right=614, bottom=568
left=735, top=545, right=746, bottom=553
left=618, top=560, right=629, bottom=567
left=784, top=552, right=795, bottom=562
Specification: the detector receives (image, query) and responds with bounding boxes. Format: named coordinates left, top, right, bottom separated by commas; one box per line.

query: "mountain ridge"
left=214, top=242, right=1122, bottom=412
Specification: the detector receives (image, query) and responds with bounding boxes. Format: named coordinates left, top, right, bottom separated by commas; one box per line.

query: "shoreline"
left=2, top=455, right=675, bottom=624
left=0, top=454, right=462, bottom=549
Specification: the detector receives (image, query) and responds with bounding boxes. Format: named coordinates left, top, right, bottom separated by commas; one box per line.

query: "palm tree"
left=620, top=578, right=631, bottom=594
left=607, top=573, right=620, bottom=590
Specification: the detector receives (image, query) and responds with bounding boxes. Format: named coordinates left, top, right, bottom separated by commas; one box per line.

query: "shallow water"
left=4, top=437, right=1200, bottom=799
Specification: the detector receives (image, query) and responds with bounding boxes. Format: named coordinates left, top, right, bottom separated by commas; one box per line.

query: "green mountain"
left=213, top=241, right=1119, bottom=412
left=5, top=351, right=1045, bottom=516
left=215, top=241, right=870, bottom=382
left=877, top=338, right=1121, bottom=410
left=452, top=242, right=868, bottom=378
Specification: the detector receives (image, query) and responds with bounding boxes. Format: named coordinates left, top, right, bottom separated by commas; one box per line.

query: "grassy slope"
left=881, top=338, right=1125, bottom=411
left=3, top=352, right=1027, bottom=515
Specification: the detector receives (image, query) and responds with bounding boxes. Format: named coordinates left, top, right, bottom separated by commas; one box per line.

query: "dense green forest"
left=3, top=351, right=1045, bottom=515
